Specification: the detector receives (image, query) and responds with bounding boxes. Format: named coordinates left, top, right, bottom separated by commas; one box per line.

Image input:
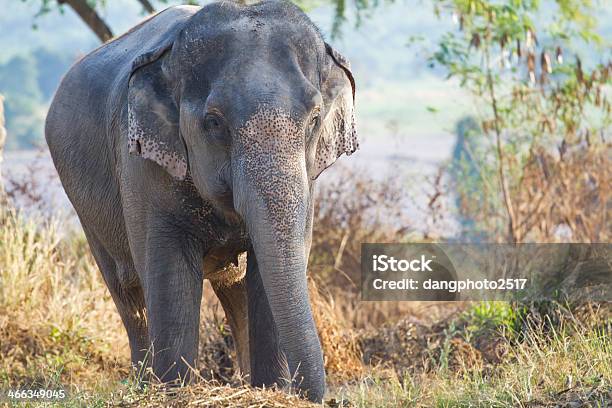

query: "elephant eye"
left=204, top=113, right=223, bottom=131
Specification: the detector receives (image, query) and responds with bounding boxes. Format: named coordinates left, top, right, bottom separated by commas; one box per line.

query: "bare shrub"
left=455, top=140, right=611, bottom=243
left=514, top=143, right=610, bottom=242
left=310, top=165, right=411, bottom=288
left=309, top=166, right=463, bottom=330
left=2, top=148, right=67, bottom=219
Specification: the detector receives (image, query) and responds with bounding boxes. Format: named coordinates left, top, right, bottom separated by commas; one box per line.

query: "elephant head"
left=126, top=1, right=357, bottom=400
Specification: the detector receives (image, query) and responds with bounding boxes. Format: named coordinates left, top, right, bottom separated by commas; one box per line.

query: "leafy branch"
left=433, top=0, right=611, bottom=242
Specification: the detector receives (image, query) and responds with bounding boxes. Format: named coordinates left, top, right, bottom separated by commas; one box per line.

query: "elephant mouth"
left=217, top=189, right=234, bottom=210
left=210, top=175, right=235, bottom=213
left=202, top=249, right=246, bottom=285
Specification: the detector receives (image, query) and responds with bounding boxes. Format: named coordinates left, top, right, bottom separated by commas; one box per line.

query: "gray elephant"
left=45, top=0, right=357, bottom=402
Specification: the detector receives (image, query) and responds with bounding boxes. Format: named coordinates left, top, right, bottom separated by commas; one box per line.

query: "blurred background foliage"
left=430, top=0, right=611, bottom=242
left=2, top=0, right=460, bottom=149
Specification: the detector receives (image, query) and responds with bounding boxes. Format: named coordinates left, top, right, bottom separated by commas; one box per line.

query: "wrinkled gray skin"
left=45, top=0, right=357, bottom=402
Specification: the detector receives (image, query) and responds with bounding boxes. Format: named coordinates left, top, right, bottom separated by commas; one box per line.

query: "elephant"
left=45, top=0, right=357, bottom=402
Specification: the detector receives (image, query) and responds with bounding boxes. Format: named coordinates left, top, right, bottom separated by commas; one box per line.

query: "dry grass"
left=0, top=208, right=128, bottom=394
left=0, top=171, right=610, bottom=406
left=309, top=279, right=363, bottom=381
left=331, top=303, right=611, bottom=407
left=113, top=381, right=317, bottom=408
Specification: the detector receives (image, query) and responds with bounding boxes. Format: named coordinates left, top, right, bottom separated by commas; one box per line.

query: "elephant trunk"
left=232, top=148, right=325, bottom=402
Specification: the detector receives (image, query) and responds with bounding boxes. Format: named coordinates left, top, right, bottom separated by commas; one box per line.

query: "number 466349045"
left=7, top=389, right=66, bottom=400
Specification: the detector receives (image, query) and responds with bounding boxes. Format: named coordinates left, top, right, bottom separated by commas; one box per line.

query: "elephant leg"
left=246, top=249, right=290, bottom=388
left=141, top=234, right=203, bottom=384
left=115, top=283, right=150, bottom=373
left=83, top=229, right=150, bottom=373
left=111, top=282, right=149, bottom=375
left=211, top=279, right=250, bottom=377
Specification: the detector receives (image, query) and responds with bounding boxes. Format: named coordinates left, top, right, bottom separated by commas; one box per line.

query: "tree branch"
left=0, top=95, right=7, bottom=206
left=58, top=0, right=113, bottom=42
left=484, top=46, right=519, bottom=243
left=135, top=0, right=156, bottom=14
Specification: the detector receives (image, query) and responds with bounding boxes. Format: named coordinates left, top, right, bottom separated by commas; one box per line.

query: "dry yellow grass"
left=309, top=278, right=364, bottom=381
left=113, top=381, right=318, bottom=408
left=0, top=208, right=128, bottom=393
left=1, top=206, right=610, bottom=407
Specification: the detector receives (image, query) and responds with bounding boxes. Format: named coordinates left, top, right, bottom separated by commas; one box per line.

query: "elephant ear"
left=127, top=41, right=187, bottom=180
left=313, top=44, right=358, bottom=179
